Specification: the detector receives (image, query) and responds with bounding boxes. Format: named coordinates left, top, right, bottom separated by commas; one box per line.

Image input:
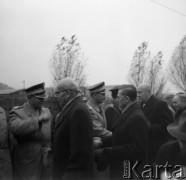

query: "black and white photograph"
left=1, top=0, right=186, bottom=179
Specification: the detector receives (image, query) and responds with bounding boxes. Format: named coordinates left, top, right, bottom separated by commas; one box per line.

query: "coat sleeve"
left=110, top=116, right=148, bottom=160
left=41, top=108, right=52, bottom=147
left=9, top=108, right=40, bottom=137
left=62, top=106, right=93, bottom=180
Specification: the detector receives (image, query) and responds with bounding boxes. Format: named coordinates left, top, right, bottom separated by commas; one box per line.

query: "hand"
left=93, top=137, right=102, bottom=148
left=38, top=110, right=49, bottom=123
left=42, top=147, right=52, bottom=168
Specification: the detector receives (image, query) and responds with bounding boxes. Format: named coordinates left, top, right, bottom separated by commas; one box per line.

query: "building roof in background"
left=0, top=89, right=25, bottom=95
left=0, top=89, right=15, bottom=94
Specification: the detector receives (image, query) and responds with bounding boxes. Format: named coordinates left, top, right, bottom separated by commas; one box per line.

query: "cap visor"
left=34, top=93, right=47, bottom=99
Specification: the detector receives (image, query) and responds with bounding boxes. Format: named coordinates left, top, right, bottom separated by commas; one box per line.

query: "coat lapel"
left=114, top=105, right=122, bottom=115
left=112, top=103, right=139, bottom=130
left=54, top=96, right=85, bottom=131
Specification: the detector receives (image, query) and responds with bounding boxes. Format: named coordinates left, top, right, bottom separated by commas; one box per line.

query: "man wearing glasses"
left=53, top=77, right=94, bottom=180
left=9, top=82, right=52, bottom=180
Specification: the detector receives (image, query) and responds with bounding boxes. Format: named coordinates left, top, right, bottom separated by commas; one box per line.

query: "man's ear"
left=66, top=90, right=71, bottom=98
left=126, top=96, right=130, bottom=103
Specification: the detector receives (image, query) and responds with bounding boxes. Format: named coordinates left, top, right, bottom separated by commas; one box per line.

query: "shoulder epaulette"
left=13, top=106, right=23, bottom=110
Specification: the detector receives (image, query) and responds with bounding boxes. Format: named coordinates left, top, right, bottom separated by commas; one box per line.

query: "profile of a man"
left=53, top=77, right=94, bottom=180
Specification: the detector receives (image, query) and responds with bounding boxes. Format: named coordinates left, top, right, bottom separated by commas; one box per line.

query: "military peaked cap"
left=88, top=81, right=105, bottom=94
left=24, top=82, right=47, bottom=98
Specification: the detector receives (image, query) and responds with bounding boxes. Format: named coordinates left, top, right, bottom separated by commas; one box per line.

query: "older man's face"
left=137, top=87, right=149, bottom=104
left=172, top=95, right=185, bottom=111
left=55, top=88, right=69, bottom=106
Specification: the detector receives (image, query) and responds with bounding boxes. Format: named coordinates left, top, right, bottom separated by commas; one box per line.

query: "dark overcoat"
left=142, top=95, right=174, bottom=164
left=105, top=103, right=122, bottom=132
left=53, top=96, right=94, bottom=180
left=155, top=140, right=186, bottom=178
left=110, top=103, right=148, bottom=180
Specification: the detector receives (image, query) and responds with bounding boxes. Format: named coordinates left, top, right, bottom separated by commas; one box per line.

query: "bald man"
left=137, top=84, right=173, bottom=165
left=53, top=78, right=94, bottom=180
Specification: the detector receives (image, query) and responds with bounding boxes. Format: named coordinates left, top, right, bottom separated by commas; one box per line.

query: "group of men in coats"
left=0, top=78, right=174, bottom=180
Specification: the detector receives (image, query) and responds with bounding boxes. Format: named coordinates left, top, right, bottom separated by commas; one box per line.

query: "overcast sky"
left=0, top=0, right=186, bottom=89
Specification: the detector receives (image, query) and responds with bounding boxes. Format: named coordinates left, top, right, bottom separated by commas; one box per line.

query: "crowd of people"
left=0, top=78, right=186, bottom=180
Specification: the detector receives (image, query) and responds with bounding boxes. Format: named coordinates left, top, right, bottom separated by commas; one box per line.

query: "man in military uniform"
left=9, top=83, right=52, bottom=180
left=87, top=82, right=112, bottom=180
left=105, top=86, right=122, bottom=132
left=87, top=82, right=112, bottom=147
left=0, top=106, right=13, bottom=180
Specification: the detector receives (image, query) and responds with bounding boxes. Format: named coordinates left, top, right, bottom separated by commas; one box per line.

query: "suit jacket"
left=53, top=96, right=94, bottom=180
left=105, top=103, right=122, bottom=132
left=109, top=102, right=148, bottom=180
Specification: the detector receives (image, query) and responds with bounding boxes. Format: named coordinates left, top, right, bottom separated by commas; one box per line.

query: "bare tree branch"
left=49, top=35, right=87, bottom=87
left=128, top=42, right=166, bottom=96
left=168, top=35, right=186, bottom=92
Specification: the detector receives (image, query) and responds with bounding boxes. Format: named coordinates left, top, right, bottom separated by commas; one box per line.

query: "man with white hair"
left=137, top=84, right=173, bottom=165
left=53, top=77, right=94, bottom=180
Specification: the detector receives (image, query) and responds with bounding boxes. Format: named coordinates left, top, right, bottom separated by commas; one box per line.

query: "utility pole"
left=23, top=80, right=25, bottom=89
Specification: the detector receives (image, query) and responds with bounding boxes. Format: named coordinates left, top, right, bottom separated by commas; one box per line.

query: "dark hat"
left=167, top=111, right=186, bottom=141
left=24, top=82, right=47, bottom=99
left=109, top=86, right=119, bottom=92
left=88, top=82, right=105, bottom=94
